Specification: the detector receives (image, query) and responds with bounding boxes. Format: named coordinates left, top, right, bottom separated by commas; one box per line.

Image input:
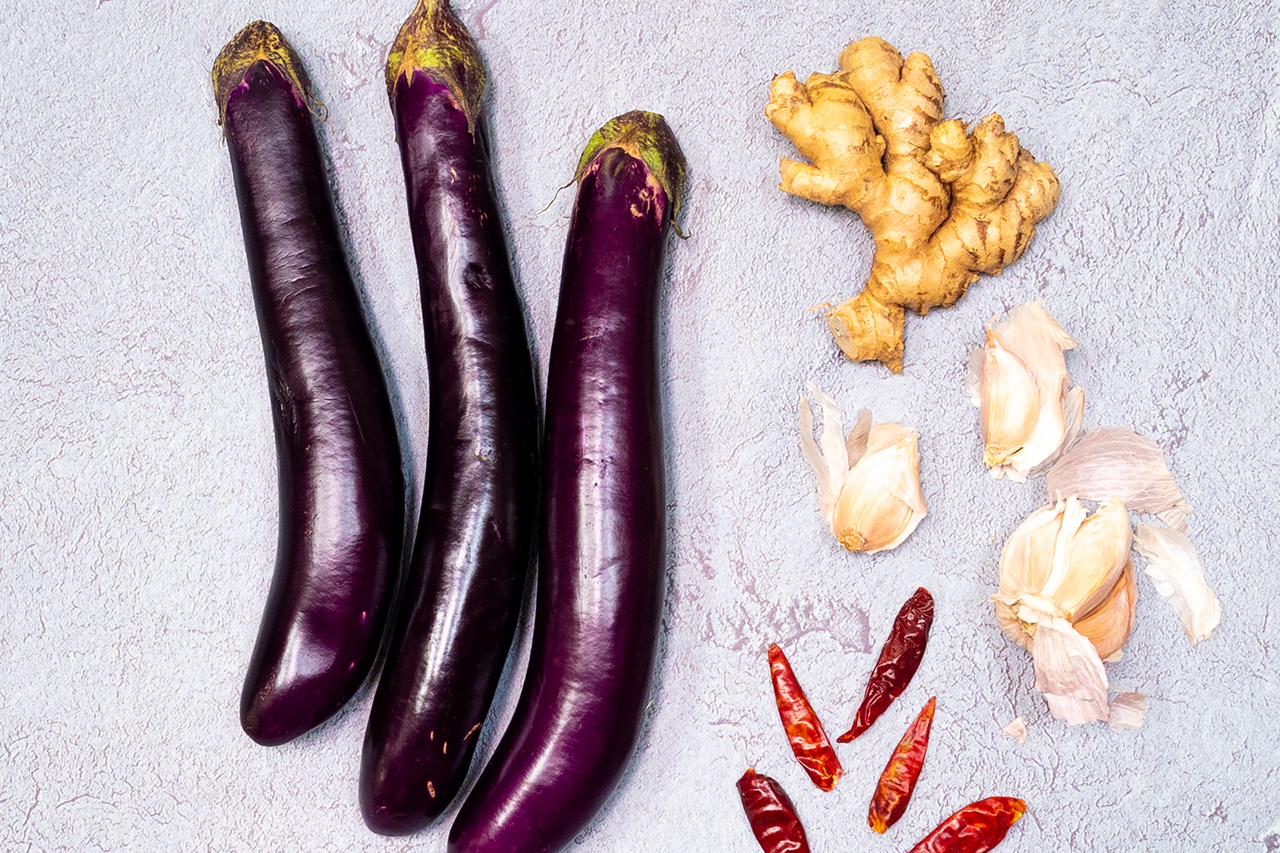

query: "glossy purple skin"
left=359, top=72, right=539, bottom=835
left=224, top=60, right=405, bottom=747
left=448, top=144, right=672, bottom=853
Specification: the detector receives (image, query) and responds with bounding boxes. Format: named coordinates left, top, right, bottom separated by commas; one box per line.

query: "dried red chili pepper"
left=869, top=695, right=936, bottom=833
left=736, top=768, right=812, bottom=853
left=907, top=797, right=1027, bottom=853
left=839, top=586, right=934, bottom=742
left=767, top=643, right=842, bottom=791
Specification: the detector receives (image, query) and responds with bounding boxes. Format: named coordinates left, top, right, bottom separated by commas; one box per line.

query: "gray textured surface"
left=2, top=0, right=1277, bottom=850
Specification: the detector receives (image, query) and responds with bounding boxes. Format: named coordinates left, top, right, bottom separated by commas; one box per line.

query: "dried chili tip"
left=868, top=695, right=936, bottom=834
left=907, top=796, right=1027, bottom=853
left=839, top=587, right=935, bottom=742
left=767, top=643, right=843, bottom=791
left=736, top=768, right=812, bottom=853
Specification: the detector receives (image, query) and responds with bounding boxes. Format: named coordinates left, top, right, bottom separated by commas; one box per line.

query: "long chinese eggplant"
left=359, top=0, right=539, bottom=834
left=213, top=22, right=405, bottom=746
left=448, top=112, right=686, bottom=853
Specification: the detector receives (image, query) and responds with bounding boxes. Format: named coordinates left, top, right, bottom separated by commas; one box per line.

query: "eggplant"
left=359, top=0, right=539, bottom=834
left=213, top=22, right=405, bottom=746
left=448, top=112, right=686, bottom=853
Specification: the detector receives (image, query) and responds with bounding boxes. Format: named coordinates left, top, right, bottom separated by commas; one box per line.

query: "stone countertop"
left=2, top=0, right=1277, bottom=850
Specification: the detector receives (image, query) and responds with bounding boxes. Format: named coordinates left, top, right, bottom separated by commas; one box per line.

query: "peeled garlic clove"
left=979, top=330, right=1040, bottom=468
left=1047, top=428, right=1192, bottom=531
left=1133, top=523, right=1221, bottom=644
left=1072, top=557, right=1137, bottom=661
left=830, top=424, right=926, bottom=553
left=1048, top=498, right=1132, bottom=620
left=1032, top=615, right=1110, bottom=725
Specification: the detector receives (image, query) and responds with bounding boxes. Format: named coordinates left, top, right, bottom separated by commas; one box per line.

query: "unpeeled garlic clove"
left=1072, top=557, right=1137, bottom=661
left=800, top=387, right=926, bottom=554
left=970, top=301, right=1082, bottom=482
left=993, top=502, right=1067, bottom=651
left=979, top=329, right=1040, bottom=468
left=1051, top=498, right=1132, bottom=620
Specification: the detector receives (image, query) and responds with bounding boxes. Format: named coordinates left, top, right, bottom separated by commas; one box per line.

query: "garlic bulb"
left=992, top=497, right=1137, bottom=725
left=967, top=301, right=1084, bottom=483
left=799, top=386, right=926, bottom=553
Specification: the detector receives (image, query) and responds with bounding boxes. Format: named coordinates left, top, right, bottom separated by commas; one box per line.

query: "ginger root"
left=767, top=37, right=1060, bottom=372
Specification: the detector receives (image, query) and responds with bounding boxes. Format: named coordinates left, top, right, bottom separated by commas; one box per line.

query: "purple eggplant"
left=448, top=112, right=686, bottom=853
left=213, top=22, right=405, bottom=746
left=359, top=0, right=539, bottom=835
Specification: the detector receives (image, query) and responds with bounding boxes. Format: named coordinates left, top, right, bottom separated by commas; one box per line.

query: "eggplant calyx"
left=574, top=111, right=688, bottom=226
left=386, top=0, right=486, bottom=132
left=213, top=21, right=323, bottom=127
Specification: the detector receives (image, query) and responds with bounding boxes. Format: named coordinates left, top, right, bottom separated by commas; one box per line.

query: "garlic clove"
left=801, top=387, right=926, bottom=554
left=979, top=329, right=1040, bottom=468
left=1046, top=427, right=1192, bottom=531
left=997, top=501, right=1065, bottom=597
left=830, top=424, right=926, bottom=553
left=990, top=302, right=1079, bottom=482
left=1032, top=615, right=1111, bottom=725
left=993, top=598, right=1032, bottom=652
left=1072, top=557, right=1137, bottom=661
left=1133, top=523, right=1221, bottom=644
left=1050, top=498, right=1132, bottom=620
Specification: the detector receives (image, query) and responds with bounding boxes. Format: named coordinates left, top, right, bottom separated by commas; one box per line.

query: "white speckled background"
left=2, top=0, right=1278, bottom=850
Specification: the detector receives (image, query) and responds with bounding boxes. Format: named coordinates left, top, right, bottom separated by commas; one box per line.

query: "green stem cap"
left=574, top=111, right=687, bottom=225
left=212, top=21, right=320, bottom=127
left=385, top=0, right=486, bottom=131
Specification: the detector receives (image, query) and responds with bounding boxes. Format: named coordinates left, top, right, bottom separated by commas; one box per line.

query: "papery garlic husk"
left=1001, top=717, right=1028, bottom=744
left=1032, top=614, right=1111, bottom=725
left=1108, top=691, right=1146, bottom=732
left=800, top=386, right=926, bottom=554
left=968, top=301, right=1083, bottom=483
left=1133, top=523, right=1221, bottom=644
left=1048, top=427, right=1193, bottom=532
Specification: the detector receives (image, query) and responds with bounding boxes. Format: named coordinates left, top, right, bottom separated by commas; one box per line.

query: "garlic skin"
left=1133, top=524, right=1221, bottom=644
left=968, top=301, right=1083, bottom=483
left=992, top=496, right=1137, bottom=725
left=799, top=387, right=926, bottom=554
left=1047, top=428, right=1193, bottom=532
left=1033, top=614, right=1111, bottom=725
left=1001, top=717, right=1028, bottom=744
left=1108, top=692, right=1146, bottom=732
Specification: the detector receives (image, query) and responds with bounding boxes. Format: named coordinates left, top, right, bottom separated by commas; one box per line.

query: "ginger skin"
left=767, top=37, right=1060, bottom=372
